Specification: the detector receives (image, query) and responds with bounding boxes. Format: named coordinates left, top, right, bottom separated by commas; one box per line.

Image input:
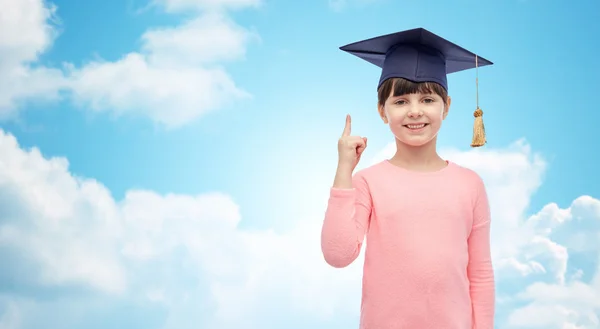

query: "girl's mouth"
left=403, top=123, right=429, bottom=130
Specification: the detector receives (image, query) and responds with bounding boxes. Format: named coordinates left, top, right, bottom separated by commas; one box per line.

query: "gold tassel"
left=470, top=55, right=486, bottom=147
left=471, top=107, right=486, bottom=147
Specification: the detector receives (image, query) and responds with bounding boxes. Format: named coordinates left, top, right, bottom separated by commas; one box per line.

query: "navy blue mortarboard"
left=339, top=27, right=493, bottom=92
left=339, top=28, right=493, bottom=147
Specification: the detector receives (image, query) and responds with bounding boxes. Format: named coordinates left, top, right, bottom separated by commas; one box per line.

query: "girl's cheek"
left=388, top=113, right=404, bottom=125
left=384, top=108, right=397, bottom=123
left=386, top=107, right=404, bottom=120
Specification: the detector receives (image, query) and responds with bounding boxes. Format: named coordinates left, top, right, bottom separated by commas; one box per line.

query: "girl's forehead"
left=390, top=92, right=438, bottom=98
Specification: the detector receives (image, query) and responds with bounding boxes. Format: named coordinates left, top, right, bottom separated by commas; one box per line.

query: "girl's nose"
left=407, top=106, right=423, bottom=118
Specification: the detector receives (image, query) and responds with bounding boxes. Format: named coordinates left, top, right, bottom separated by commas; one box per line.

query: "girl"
left=321, top=28, right=495, bottom=329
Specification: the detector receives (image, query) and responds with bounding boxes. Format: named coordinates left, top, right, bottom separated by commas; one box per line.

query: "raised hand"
left=337, top=114, right=367, bottom=172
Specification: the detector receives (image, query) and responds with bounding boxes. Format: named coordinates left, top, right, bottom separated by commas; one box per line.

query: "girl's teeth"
left=408, top=124, right=425, bottom=129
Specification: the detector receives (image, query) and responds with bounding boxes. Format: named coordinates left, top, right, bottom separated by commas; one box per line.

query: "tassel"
left=471, top=107, right=486, bottom=147
left=470, top=55, right=486, bottom=147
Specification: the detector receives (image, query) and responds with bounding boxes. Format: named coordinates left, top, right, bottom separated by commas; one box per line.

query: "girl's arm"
left=468, top=179, right=495, bottom=329
left=320, top=172, right=371, bottom=268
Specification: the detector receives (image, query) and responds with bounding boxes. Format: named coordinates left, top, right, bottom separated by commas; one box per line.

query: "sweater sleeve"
left=468, top=178, right=496, bottom=329
left=320, top=173, right=372, bottom=268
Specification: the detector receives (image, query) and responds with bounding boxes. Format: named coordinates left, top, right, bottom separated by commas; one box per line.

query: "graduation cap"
left=339, top=28, right=493, bottom=147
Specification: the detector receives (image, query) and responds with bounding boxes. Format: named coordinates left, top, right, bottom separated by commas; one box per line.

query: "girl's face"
left=379, top=92, right=451, bottom=147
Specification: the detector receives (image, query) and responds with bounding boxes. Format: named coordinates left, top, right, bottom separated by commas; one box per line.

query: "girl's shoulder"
left=352, top=160, right=394, bottom=181
left=445, top=162, right=488, bottom=196
left=446, top=161, right=484, bottom=181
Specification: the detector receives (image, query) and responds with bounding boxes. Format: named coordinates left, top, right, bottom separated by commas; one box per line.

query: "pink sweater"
left=321, top=160, right=495, bottom=329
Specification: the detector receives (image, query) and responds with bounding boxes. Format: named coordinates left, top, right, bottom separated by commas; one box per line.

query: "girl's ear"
left=442, top=96, right=452, bottom=120
left=378, top=103, right=388, bottom=124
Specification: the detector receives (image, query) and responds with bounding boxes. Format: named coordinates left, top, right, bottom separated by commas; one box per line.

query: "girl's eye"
left=395, top=100, right=407, bottom=105
left=423, top=98, right=434, bottom=103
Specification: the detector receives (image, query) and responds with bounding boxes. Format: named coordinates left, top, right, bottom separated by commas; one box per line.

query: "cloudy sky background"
left=0, top=0, right=599, bottom=328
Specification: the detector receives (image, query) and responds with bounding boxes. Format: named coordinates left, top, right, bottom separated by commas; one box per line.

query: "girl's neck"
left=389, top=137, right=447, bottom=172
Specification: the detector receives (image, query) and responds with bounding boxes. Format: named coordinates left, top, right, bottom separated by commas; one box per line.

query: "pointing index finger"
left=342, top=114, right=351, bottom=136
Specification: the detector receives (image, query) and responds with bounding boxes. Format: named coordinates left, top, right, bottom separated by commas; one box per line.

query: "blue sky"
left=0, top=0, right=599, bottom=328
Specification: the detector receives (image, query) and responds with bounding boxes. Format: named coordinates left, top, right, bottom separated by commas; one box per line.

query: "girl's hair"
left=377, top=78, right=448, bottom=107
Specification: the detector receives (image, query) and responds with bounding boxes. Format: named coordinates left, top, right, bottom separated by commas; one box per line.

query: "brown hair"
left=377, top=78, right=448, bottom=107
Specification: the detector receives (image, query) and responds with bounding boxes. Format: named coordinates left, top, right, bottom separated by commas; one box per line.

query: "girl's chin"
left=393, top=135, right=438, bottom=147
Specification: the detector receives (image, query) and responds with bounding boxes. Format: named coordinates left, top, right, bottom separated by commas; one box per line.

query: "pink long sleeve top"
left=321, top=160, right=495, bottom=329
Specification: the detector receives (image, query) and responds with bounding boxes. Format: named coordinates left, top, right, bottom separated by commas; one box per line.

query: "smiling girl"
left=321, top=28, right=495, bottom=329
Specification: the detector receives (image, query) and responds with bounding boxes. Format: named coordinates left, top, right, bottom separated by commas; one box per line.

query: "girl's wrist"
left=336, top=160, right=355, bottom=174
left=333, top=164, right=354, bottom=189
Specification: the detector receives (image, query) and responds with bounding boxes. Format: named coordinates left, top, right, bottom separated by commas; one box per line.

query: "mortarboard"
left=339, top=28, right=493, bottom=147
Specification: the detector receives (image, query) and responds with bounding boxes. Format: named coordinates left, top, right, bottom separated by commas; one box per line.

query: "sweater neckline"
left=382, top=159, right=454, bottom=176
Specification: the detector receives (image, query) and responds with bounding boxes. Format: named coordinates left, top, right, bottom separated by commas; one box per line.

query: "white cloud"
left=68, top=12, right=258, bottom=128
left=0, top=0, right=258, bottom=128
left=0, top=130, right=126, bottom=294
left=0, top=131, right=598, bottom=329
left=0, top=0, right=68, bottom=119
left=505, top=196, right=600, bottom=329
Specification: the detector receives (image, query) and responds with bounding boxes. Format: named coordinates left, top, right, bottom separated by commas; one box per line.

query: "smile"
left=404, top=123, right=429, bottom=129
